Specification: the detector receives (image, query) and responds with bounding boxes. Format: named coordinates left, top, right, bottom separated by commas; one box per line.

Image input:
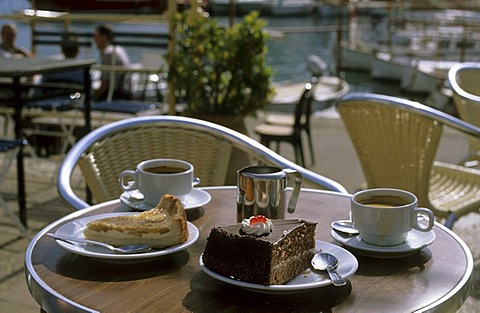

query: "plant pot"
left=196, top=115, right=252, bottom=185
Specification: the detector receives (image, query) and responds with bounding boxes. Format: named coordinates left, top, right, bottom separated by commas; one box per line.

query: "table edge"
left=25, top=200, right=118, bottom=313
left=24, top=189, right=474, bottom=312
left=415, top=222, right=474, bottom=312
left=0, top=58, right=96, bottom=77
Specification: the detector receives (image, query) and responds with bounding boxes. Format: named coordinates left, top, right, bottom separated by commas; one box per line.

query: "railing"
left=31, top=29, right=170, bottom=50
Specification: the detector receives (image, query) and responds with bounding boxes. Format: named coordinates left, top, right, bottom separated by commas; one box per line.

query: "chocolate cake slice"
left=202, top=217, right=317, bottom=285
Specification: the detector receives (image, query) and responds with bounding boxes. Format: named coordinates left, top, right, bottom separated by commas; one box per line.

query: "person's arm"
left=94, top=50, right=113, bottom=101
left=94, top=79, right=109, bottom=101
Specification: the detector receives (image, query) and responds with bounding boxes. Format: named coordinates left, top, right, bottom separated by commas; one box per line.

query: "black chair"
left=254, top=78, right=317, bottom=167
left=262, top=56, right=327, bottom=166
left=0, top=138, right=28, bottom=232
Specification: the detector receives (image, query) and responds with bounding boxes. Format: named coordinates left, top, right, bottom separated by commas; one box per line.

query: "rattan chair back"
left=448, top=62, right=480, bottom=166
left=77, top=125, right=232, bottom=203
left=336, top=95, right=440, bottom=208
left=336, top=92, right=480, bottom=228
left=59, top=115, right=348, bottom=210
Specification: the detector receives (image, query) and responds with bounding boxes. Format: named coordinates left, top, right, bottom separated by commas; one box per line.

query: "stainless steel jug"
left=236, top=166, right=302, bottom=222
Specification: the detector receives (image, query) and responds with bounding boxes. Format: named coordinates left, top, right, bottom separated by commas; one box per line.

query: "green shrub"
left=167, top=11, right=273, bottom=116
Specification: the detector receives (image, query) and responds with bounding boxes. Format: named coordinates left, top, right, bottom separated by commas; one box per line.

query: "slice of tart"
left=83, top=194, right=188, bottom=249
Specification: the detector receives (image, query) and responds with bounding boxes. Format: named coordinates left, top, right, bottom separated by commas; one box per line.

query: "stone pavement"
left=1, top=111, right=480, bottom=312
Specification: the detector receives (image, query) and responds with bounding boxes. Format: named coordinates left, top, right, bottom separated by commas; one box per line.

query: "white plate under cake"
left=200, top=240, right=358, bottom=294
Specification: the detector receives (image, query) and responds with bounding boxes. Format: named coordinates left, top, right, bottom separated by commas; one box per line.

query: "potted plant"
left=166, top=10, right=273, bottom=125
left=166, top=11, right=273, bottom=184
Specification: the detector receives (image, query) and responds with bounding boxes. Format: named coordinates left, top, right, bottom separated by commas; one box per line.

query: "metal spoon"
left=311, top=252, right=347, bottom=286
left=331, top=220, right=360, bottom=235
left=46, top=233, right=152, bottom=254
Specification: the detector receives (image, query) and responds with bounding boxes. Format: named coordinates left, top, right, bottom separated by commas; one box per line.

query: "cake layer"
left=203, top=219, right=316, bottom=285
left=83, top=194, right=188, bottom=249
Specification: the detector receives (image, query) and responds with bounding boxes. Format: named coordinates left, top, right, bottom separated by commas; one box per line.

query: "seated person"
left=42, top=35, right=84, bottom=85
left=93, top=24, right=133, bottom=101
left=30, top=35, right=84, bottom=108
left=0, top=23, right=33, bottom=99
left=0, top=23, right=33, bottom=58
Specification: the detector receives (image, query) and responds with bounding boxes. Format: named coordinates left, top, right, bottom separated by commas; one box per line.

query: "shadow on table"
left=351, top=248, right=433, bottom=278
left=183, top=270, right=351, bottom=312
left=46, top=245, right=191, bottom=282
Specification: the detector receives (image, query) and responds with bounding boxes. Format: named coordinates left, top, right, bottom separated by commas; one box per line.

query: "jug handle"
left=285, top=169, right=303, bottom=213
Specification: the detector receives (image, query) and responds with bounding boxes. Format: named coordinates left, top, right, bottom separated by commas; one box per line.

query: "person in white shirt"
left=0, top=23, right=33, bottom=58
left=93, top=24, right=132, bottom=101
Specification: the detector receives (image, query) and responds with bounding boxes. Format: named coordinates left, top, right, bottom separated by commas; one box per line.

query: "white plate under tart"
left=52, top=212, right=199, bottom=263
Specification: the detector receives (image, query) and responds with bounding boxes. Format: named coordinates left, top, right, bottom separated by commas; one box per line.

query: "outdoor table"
left=0, top=57, right=95, bottom=227
left=25, top=187, right=473, bottom=312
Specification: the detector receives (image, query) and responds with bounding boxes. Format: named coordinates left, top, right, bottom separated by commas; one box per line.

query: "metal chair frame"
left=0, top=138, right=28, bottom=232
left=448, top=62, right=480, bottom=167
left=58, top=115, right=348, bottom=210
left=337, top=92, right=480, bottom=228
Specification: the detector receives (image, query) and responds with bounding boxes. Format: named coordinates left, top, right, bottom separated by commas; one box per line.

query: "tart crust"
left=83, top=194, right=188, bottom=249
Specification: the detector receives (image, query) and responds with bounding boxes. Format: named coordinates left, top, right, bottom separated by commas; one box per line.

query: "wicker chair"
left=57, top=115, right=347, bottom=210
left=336, top=92, right=480, bottom=228
left=448, top=62, right=480, bottom=167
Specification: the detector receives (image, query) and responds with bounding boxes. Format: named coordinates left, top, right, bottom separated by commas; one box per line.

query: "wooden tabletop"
left=0, top=58, right=96, bottom=77
left=25, top=187, right=473, bottom=313
left=0, top=57, right=95, bottom=228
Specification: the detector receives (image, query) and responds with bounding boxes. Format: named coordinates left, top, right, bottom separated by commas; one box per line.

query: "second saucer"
left=120, top=188, right=211, bottom=211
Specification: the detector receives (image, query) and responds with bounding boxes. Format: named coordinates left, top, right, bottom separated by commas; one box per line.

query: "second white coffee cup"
left=119, top=159, right=199, bottom=206
left=351, top=188, right=435, bottom=246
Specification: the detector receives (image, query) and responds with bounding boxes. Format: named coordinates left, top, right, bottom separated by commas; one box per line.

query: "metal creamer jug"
left=236, top=165, right=302, bottom=222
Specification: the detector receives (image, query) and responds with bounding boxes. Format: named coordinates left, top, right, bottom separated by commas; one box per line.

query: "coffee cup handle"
left=119, top=170, right=137, bottom=191
left=285, top=169, right=303, bottom=213
left=193, top=177, right=201, bottom=186
left=412, top=207, right=435, bottom=232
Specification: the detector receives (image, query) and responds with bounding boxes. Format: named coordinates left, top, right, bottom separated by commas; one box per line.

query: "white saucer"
left=53, top=212, right=199, bottom=264
left=199, top=240, right=358, bottom=294
left=120, top=188, right=211, bottom=211
left=331, top=229, right=436, bottom=258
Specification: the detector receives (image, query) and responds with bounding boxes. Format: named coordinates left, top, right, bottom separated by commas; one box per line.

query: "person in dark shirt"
left=42, top=35, right=84, bottom=84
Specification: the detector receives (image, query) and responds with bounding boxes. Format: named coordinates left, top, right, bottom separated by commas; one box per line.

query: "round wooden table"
left=25, top=187, right=473, bottom=312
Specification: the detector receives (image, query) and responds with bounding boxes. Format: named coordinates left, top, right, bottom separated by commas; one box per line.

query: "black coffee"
left=144, top=166, right=186, bottom=174
left=360, top=195, right=409, bottom=208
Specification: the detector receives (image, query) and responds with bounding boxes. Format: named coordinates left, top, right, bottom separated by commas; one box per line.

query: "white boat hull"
left=339, top=42, right=372, bottom=71
left=271, top=75, right=350, bottom=107
left=401, top=60, right=458, bottom=94
left=371, top=52, right=410, bottom=81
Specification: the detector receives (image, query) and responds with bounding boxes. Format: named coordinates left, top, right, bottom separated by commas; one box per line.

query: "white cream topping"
left=241, top=216, right=273, bottom=236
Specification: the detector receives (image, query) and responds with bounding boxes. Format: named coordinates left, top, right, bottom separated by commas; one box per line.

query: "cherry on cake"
left=202, top=215, right=317, bottom=285
left=83, top=194, right=188, bottom=249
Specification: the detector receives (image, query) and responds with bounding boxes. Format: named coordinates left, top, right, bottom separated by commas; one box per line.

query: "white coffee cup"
left=119, top=159, right=199, bottom=206
left=351, top=188, right=435, bottom=246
